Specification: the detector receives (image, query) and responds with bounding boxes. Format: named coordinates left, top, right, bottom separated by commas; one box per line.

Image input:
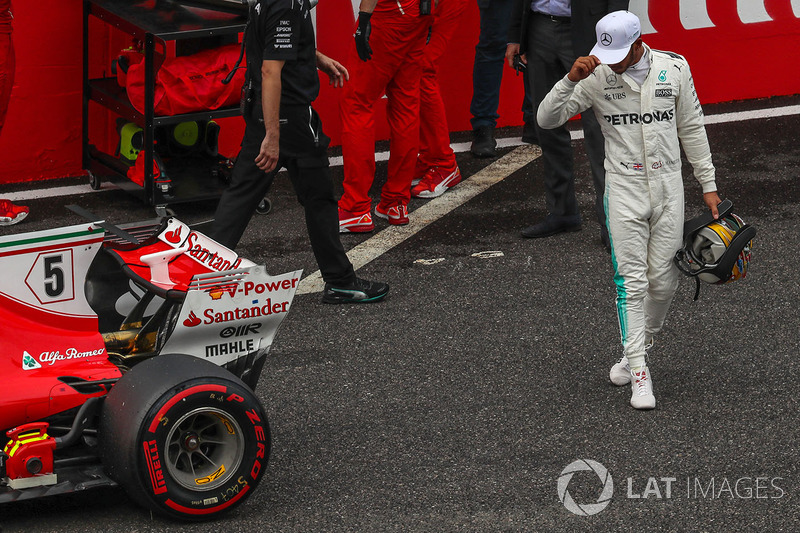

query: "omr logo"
left=558, top=459, right=614, bottom=516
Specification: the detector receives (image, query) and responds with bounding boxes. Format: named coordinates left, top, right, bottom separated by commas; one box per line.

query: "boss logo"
left=655, top=89, right=673, bottom=97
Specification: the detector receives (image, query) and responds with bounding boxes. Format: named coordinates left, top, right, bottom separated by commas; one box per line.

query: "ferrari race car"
left=0, top=212, right=300, bottom=520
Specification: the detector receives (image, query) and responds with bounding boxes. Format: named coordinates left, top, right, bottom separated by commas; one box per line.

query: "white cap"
left=590, top=11, right=641, bottom=64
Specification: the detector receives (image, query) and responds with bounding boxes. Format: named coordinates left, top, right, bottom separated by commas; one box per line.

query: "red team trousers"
left=417, top=0, right=468, bottom=172
left=339, top=7, right=430, bottom=214
left=0, top=0, right=14, bottom=133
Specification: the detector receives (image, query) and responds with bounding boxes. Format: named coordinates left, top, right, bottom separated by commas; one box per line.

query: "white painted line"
left=471, top=251, right=505, bottom=258
left=703, top=104, right=800, bottom=125
left=7, top=103, right=799, bottom=203
left=326, top=136, right=528, bottom=167
left=296, top=144, right=543, bottom=295
left=4, top=182, right=119, bottom=203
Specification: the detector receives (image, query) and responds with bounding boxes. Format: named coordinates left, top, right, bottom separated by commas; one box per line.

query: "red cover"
left=125, top=44, right=245, bottom=116
left=126, top=152, right=160, bottom=187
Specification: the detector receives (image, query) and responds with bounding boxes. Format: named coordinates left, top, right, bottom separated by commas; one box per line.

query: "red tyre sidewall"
left=135, top=380, right=270, bottom=519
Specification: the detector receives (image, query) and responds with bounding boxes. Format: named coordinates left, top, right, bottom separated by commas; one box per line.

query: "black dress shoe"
left=471, top=126, right=497, bottom=158
left=521, top=214, right=583, bottom=238
left=522, top=121, right=539, bottom=144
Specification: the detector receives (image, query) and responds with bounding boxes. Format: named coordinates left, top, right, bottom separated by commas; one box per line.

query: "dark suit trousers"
left=527, top=13, right=607, bottom=231
left=211, top=104, right=355, bottom=286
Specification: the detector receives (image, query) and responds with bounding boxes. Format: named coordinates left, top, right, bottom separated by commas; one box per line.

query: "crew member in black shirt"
left=211, top=0, right=389, bottom=304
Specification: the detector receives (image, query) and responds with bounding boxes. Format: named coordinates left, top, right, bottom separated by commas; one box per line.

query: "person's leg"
left=534, top=18, right=578, bottom=218
left=211, top=117, right=276, bottom=249
left=521, top=62, right=538, bottom=143
left=338, top=16, right=404, bottom=215
left=417, top=0, right=467, bottom=170
left=280, top=105, right=355, bottom=285
left=0, top=34, right=27, bottom=225
left=286, top=156, right=356, bottom=286
left=606, top=174, right=651, bottom=372
left=381, top=22, right=429, bottom=211
left=287, top=154, right=388, bottom=303
left=0, top=34, right=14, bottom=132
left=521, top=16, right=579, bottom=237
left=557, top=29, right=607, bottom=245
left=469, top=0, right=508, bottom=131
left=644, top=172, right=685, bottom=344
left=581, top=110, right=609, bottom=244
left=605, top=171, right=659, bottom=409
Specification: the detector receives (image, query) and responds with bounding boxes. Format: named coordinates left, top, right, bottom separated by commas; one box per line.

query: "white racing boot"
left=630, top=366, right=656, bottom=410
left=610, top=340, right=653, bottom=386
left=610, top=357, right=631, bottom=386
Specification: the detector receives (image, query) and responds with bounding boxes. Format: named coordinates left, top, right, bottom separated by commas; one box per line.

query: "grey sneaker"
left=630, top=365, right=656, bottom=410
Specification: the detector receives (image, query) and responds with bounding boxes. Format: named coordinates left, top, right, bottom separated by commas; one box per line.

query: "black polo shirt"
left=246, top=0, right=319, bottom=106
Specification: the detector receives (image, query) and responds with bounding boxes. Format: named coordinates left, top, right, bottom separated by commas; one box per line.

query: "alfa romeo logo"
left=600, top=32, right=613, bottom=46
left=557, top=459, right=614, bottom=516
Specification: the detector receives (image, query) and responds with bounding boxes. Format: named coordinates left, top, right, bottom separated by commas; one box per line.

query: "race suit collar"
left=623, top=43, right=651, bottom=88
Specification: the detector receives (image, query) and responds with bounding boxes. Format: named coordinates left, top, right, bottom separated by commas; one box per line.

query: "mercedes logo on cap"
left=600, top=32, right=613, bottom=46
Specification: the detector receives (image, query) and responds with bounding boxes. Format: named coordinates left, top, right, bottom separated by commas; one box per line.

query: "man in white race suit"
left=537, top=11, right=721, bottom=409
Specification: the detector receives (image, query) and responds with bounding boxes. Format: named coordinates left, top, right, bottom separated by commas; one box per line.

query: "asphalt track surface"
left=1, top=95, right=798, bottom=532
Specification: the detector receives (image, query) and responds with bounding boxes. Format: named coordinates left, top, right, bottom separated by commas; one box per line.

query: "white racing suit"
left=537, top=44, right=717, bottom=368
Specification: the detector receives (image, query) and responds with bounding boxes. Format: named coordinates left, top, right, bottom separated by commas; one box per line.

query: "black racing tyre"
left=99, top=354, right=270, bottom=521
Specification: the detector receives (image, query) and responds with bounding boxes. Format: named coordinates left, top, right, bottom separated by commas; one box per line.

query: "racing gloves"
left=354, top=11, right=372, bottom=62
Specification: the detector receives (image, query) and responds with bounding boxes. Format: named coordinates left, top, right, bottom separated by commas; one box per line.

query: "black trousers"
left=527, top=13, right=607, bottom=232
left=211, top=103, right=355, bottom=286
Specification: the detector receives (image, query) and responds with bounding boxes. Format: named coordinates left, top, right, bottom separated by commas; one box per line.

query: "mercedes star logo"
left=600, top=32, right=613, bottom=46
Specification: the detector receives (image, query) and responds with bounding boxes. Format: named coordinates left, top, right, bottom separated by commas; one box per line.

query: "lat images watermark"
left=557, top=459, right=614, bottom=516
left=558, top=459, right=787, bottom=516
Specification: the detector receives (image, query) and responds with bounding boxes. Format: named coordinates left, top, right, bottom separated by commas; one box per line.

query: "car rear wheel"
left=99, top=354, right=270, bottom=520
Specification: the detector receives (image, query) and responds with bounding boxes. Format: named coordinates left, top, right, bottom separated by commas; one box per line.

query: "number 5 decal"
left=44, top=255, right=66, bottom=297
left=24, top=249, right=76, bottom=304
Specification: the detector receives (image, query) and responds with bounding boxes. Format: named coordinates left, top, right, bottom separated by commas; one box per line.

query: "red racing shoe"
left=374, top=201, right=409, bottom=226
left=0, top=199, right=29, bottom=226
left=338, top=207, right=374, bottom=233
left=411, top=159, right=428, bottom=187
left=411, top=166, right=462, bottom=199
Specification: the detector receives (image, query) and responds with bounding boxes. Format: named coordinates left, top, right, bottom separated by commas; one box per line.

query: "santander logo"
left=164, top=226, right=183, bottom=244
left=183, top=311, right=202, bottom=327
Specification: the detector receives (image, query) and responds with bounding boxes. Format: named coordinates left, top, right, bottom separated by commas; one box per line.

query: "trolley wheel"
left=88, top=171, right=101, bottom=190
left=256, top=197, right=272, bottom=215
